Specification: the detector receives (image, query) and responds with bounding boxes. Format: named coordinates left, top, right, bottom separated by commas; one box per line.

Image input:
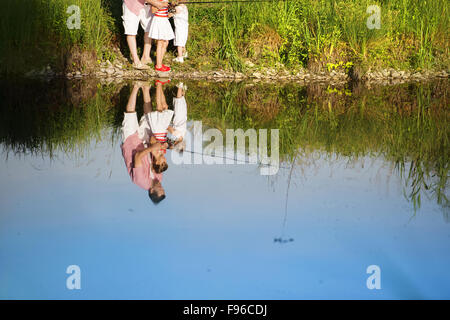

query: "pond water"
left=0, top=78, right=449, bottom=299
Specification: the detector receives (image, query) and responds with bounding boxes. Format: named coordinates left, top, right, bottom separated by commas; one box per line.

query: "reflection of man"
left=121, top=82, right=168, bottom=204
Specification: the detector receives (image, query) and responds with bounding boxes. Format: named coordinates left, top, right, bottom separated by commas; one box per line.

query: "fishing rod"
left=165, top=0, right=290, bottom=13
left=146, top=0, right=290, bottom=13
left=173, top=0, right=290, bottom=3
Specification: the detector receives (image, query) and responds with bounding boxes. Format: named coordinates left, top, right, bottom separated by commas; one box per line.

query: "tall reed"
left=0, top=0, right=114, bottom=75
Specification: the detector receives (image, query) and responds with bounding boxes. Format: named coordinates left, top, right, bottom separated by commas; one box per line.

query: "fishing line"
left=177, top=149, right=293, bottom=170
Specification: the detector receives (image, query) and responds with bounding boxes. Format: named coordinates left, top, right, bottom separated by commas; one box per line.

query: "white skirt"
left=148, top=16, right=175, bottom=40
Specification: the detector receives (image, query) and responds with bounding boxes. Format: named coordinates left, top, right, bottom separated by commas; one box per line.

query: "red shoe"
left=155, top=65, right=170, bottom=72
left=155, top=79, right=171, bottom=85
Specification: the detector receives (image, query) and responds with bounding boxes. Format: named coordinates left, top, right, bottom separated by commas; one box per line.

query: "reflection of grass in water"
left=0, top=79, right=123, bottom=159
left=186, top=80, right=449, bottom=210
left=0, top=79, right=448, bottom=211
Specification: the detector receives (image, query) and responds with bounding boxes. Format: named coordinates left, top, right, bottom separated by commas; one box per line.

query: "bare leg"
left=126, top=35, right=140, bottom=65
left=126, top=83, right=141, bottom=113
left=163, top=40, right=169, bottom=58
left=141, top=33, right=152, bottom=63
left=155, top=81, right=164, bottom=111
left=156, top=40, right=164, bottom=68
left=155, top=81, right=169, bottom=111
left=176, top=86, right=184, bottom=98
left=177, top=46, right=183, bottom=58
left=142, top=84, right=152, bottom=114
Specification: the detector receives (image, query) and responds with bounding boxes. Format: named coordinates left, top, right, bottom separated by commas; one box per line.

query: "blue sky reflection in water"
left=0, top=80, right=449, bottom=299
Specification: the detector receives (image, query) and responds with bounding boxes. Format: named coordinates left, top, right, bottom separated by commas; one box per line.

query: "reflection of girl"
left=149, top=80, right=174, bottom=147
left=146, top=0, right=174, bottom=72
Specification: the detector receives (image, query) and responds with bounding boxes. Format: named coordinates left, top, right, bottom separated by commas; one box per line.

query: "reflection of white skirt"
left=148, top=16, right=174, bottom=40
left=147, top=110, right=174, bottom=133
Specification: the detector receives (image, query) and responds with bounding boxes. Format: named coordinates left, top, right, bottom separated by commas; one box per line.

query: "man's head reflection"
left=121, top=80, right=173, bottom=205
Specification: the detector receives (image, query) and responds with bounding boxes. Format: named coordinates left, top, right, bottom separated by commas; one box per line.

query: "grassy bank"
left=0, top=0, right=115, bottom=75
left=185, top=0, right=450, bottom=75
left=0, top=0, right=448, bottom=76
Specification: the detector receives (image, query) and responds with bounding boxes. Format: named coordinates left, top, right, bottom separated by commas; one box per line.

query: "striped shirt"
left=153, top=132, right=167, bottom=143
left=153, top=133, right=167, bottom=154
left=154, top=0, right=169, bottom=17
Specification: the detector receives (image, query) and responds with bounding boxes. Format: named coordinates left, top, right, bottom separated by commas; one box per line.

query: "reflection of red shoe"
left=155, top=79, right=171, bottom=85
left=155, top=65, right=170, bottom=72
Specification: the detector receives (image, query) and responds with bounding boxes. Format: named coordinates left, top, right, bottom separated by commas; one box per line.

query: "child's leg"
left=156, top=40, right=164, bottom=68
left=177, top=46, right=183, bottom=58
left=176, top=86, right=184, bottom=98
left=126, top=36, right=141, bottom=65
left=162, top=40, right=169, bottom=59
left=142, top=33, right=152, bottom=62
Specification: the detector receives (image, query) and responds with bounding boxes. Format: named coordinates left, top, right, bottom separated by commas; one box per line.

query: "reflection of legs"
left=142, top=84, right=152, bottom=114
left=122, top=83, right=141, bottom=141
left=155, top=82, right=168, bottom=111
left=126, top=83, right=141, bottom=113
left=176, top=86, right=184, bottom=98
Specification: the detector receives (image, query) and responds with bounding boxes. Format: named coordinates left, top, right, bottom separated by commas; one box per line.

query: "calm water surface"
left=0, top=79, right=449, bottom=299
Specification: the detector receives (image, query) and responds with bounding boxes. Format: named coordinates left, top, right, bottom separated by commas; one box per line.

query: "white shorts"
left=148, top=16, right=175, bottom=41
left=122, top=112, right=152, bottom=142
left=122, top=3, right=153, bottom=35
left=174, top=20, right=188, bottom=47
left=172, top=97, right=187, bottom=138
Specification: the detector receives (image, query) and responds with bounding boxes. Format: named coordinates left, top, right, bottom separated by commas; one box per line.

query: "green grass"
left=184, top=79, right=449, bottom=209
left=0, top=0, right=115, bottom=75
left=0, top=0, right=448, bottom=75
left=187, top=0, right=449, bottom=72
